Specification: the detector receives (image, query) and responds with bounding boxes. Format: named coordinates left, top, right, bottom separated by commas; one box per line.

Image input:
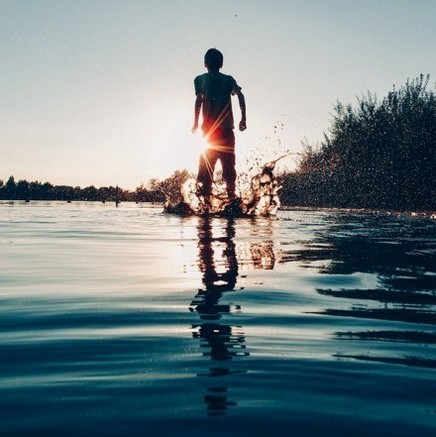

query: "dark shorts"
left=203, top=127, right=235, bottom=152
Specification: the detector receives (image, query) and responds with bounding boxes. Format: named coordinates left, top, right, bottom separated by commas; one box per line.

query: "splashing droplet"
left=163, top=154, right=290, bottom=217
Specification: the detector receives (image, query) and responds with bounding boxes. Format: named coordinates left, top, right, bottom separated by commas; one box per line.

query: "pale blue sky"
left=2, top=0, right=436, bottom=188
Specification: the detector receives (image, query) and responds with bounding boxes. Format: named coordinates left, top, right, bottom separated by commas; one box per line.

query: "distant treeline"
left=0, top=176, right=136, bottom=202
left=0, top=170, right=191, bottom=203
left=280, top=74, right=436, bottom=211
left=2, top=75, right=435, bottom=211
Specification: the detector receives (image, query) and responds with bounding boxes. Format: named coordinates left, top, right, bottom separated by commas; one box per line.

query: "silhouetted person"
left=192, top=48, right=247, bottom=202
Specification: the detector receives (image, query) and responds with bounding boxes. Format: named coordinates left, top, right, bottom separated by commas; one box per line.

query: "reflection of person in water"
left=190, top=217, right=247, bottom=415
left=190, top=216, right=237, bottom=322
left=191, top=217, right=241, bottom=337
left=197, top=216, right=238, bottom=291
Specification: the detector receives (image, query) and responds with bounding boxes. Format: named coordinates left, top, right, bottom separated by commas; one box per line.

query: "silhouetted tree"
left=16, top=180, right=30, bottom=200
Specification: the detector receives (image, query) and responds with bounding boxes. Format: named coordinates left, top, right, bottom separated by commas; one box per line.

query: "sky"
left=2, top=0, right=436, bottom=189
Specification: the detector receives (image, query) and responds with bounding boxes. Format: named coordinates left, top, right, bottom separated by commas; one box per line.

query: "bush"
left=282, top=74, right=436, bottom=210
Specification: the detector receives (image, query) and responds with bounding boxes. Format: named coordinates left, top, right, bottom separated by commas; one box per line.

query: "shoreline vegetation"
left=2, top=75, right=435, bottom=212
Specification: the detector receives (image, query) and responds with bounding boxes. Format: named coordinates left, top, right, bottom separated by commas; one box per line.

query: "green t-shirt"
left=194, top=72, right=241, bottom=132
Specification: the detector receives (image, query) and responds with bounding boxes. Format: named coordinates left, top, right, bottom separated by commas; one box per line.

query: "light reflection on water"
left=0, top=201, right=435, bottom=436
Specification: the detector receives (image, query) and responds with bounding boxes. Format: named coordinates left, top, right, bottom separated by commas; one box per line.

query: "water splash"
left=164, top=154, right=289, bottom=217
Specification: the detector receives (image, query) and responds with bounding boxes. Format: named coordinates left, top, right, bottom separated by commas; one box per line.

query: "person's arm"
left=192, top=94, right=203, bottom=133
left=235, top=89, right=247, bottom=131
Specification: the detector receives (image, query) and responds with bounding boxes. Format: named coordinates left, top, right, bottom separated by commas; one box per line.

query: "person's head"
left=204, top=48, right=223, bottom=72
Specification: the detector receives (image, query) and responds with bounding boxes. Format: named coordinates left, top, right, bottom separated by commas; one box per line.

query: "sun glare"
left=150, top=114, right=204, bottom=179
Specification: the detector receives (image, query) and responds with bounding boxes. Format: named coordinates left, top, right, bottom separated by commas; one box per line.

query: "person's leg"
left=219, top=130, right=237, bottom=198
left=196, top=148, right=219, bottom=196
left=221, top=152, right=237, bottom=198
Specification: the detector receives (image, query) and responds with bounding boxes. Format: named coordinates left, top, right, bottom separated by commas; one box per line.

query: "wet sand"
left=0, top=202, right=435, bottom=436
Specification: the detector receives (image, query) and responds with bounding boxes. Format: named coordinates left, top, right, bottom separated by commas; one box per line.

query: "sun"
left=149, top=114, right=205, bottom=180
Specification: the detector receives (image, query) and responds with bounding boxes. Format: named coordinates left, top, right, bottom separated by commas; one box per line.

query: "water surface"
left=1, top=202, right=435, bottom=436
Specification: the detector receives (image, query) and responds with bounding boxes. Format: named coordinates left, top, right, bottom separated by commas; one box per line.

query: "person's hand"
left=191, top=122, right=198, bottom=134
left=239, top=119, right=247, bottom=131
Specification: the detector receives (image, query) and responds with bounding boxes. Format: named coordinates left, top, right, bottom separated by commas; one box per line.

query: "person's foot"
left=222, top=197, right=244, bottom=216
left=196, top=187, right=211, bottom=198
left=198, top=193, right=212, bottom=214
left=227, top=191, right=238, bottom=202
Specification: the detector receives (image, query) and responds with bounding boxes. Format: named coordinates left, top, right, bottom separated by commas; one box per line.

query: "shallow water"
left=1, top=201, right=435, bottom=436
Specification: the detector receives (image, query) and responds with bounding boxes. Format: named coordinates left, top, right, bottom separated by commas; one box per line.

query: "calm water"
left=1, top=201, right=435, bottom=436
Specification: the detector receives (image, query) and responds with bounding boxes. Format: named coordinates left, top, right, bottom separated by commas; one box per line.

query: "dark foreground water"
left=0, top=201, right=435, bottom=436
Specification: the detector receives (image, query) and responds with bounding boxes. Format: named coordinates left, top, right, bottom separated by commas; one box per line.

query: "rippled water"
left=1, top=201, right=435, bottom=436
